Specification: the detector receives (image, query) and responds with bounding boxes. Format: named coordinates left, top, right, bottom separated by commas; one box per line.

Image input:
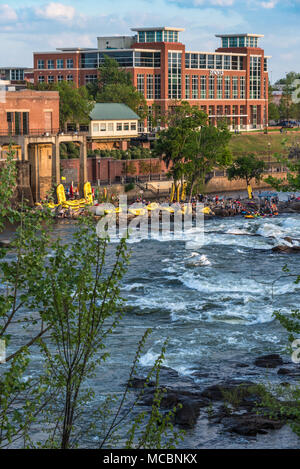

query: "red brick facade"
left=33, top=28, right=269, bottom=131
left=61, top=157, right=169, bottom=184
left=0, top=90, right=60, bottom=136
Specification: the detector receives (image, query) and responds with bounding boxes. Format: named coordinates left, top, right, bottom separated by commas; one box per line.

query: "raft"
left=104, top=207, right=122, bottom=215
left=128, top=208, right=146, bottom=216
left=147, top=202, right=159, bottom=211
left=161, top=206, right=175, bottom=214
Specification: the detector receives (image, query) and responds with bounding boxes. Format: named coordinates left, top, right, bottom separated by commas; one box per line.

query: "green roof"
left=90, top=103, right=140, bottom=121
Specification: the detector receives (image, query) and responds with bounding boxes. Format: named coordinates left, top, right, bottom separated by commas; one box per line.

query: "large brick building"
left=33, top=26, right=270, bottom=132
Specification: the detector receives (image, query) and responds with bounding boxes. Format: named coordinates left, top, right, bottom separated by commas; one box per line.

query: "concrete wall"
left=205, top=171, right=287, bottom=193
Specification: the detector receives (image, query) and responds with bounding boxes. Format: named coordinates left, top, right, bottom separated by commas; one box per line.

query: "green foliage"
left=56, top=81, right=94, bottom=128
left=258, top=271, right=300, bottom=439
left=87, top=147, right=152, bottom=160
left=98, top=55, right=133, bottom=90
left=268, top=102, right=280, bottom=122
left=154, top=102, right=232, bottom=200
left=0, top=147, right=18, bottom=231
left=125, top=183, right=135, bottom=192
left=227, top=154, right=266, bottom=187
left=96, top=56, right=147, bottom=119
left=265, top=139, right=300, bottom=191
left=60, top=142, right=80, bottom=159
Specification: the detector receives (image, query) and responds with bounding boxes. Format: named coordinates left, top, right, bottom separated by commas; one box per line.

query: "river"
left=4, top=211, right=300, bottom=448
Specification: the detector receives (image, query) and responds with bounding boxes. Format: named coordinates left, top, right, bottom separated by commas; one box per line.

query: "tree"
left=98, top=55, right=133, bottom=89
left=31, top=81, right=93, bottom=129
left=268, top=102, right=280, bottom=122
left=227, top=154, right=266, bottom=190
left=0, top=153, right=183, bottom=449
left=0, top=149, right=54, bottom=448
left=56, top=81, right=94, bottom=129
left=265, top=140, right=300, bottom=192
left=154, top=102, right=232, bottom=200
left=96, top=56, right=147, bottom=119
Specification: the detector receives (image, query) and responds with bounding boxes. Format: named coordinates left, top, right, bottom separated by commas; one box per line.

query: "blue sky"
left=1, top=0, right=300, bottom=82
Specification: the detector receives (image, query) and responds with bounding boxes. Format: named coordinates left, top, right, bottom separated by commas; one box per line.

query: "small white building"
left=89, top=103, right=140, bottom=140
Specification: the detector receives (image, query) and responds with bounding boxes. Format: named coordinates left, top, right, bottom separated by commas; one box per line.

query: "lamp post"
left=268, top=141, right=271, bottom=172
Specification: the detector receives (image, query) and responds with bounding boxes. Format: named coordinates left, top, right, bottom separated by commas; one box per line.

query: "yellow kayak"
left=147, top=203, right=159, bottom=211
left=202, top=207, right=212, bottom=215
left=181, top=206, right=193, bottom=215
left=161, top=206, right=175, bottom=214
left=104, top=207, right=122, bottom=215
left=83, top=182, right=93, bottom=205
left=129, top=208, right=146, bottom=216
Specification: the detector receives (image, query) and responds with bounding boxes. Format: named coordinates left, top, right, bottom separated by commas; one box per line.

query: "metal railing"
left=0, top=128, right=60, bottom=137
left=0, top=128, right=90, bottom=137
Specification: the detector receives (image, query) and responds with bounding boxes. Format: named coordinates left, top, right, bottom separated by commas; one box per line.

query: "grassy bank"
left=229, top=131, right=300, bottom=158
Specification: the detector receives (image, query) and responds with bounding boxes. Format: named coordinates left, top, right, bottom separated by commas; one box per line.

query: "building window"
left=10, top=69, right=24, bottom=81
left=200, top=76, right=206, bottom=99
left=137, top=74, right=145, bottom=95
left=47, top=60, right=54, bottom=69
left=38, top=60, right=44, bottom=69
left=107, top=123, right=114, bottom=131
left=67, top=75, right=73, bottom=82
left=147, top=74, right=154, bottom=99
left=192, top=75, right=198, bottom=99
left=229, top=37, right=238, bottom=47
left=191, top=54, right=198, bottom=69
left=185, top=53, right=190, bottom=69
left=264, top=58, right=268, bottom=72
left=240, top=76, right=245, bottom=99
left=232, top=56, right=238, bottom=70
left=130, top=122, right=137, bottom=131
left=85, top=75, right=97, bottom=84
left=224, top=56, right=231, bottom=70
left=209, top=76, right=215, bottom=99
left=225, top=76, right=231, bottom=99
left=57, top=75, right=64, bottom=82
left=93, top=124, right=99, bottom=133
left=22, top=112, right=29, bottom=135
left=123, top=123, right=129, bottom=131
left=207, top=55, right=215, bottom=70
left=38, top=76, right=45, bottom=83
left=100, top=123, right=106, bottom=132
left=116, top=123, right=122, bottom=131
left=199, top=54, right=206, bottom=69
left=57, top=59, right=64, bottom=69
left=250, top=56, right=261, bottom=99
left=217, top=76, right=223, bottom=99
left=168, top=52, right=182, bottom=99
left=48, top=75, right=54, bottom=84
left=216, top=55, right=222, bottom=70
left=134, top=51, right=160, bottom=67
left=185, top=75, right=190, bottom=99
left=155, top=74, right=161, bottom=99
left=67, top=58, right=74, bottom=69
left=222, top=37, right=229, bottom=48
left=232, top=77, right=238, bottom=99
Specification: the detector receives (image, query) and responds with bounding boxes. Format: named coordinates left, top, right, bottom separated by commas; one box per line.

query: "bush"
left=125, top=182, right=135, bottom=192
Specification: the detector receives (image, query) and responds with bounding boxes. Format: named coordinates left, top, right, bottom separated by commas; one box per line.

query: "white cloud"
left=35, top=2, right=75, bottom=22
left=195, top=0, right=235, bottom=5
left=0, top=4, right=18, bottom=22
left=261, top=1, right=278, bottom=8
